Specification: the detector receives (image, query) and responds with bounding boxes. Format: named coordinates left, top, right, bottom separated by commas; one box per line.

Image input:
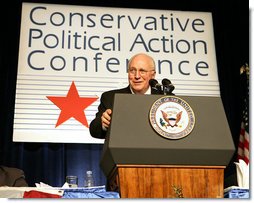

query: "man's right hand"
left=101, top=109, right=112, bottom=130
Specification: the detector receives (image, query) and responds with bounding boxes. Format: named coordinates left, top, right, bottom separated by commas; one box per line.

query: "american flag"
left=237, top=64, right=249, bottom=164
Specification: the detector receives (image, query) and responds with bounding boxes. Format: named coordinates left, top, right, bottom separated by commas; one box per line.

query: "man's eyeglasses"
left=128, top=68, right=155, bottom=76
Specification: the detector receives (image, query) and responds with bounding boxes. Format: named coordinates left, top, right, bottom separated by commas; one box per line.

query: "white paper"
left=234, top=160, right=249, bottom=189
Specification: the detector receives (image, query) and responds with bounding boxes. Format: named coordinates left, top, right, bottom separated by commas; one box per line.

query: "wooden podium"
left=108, top=164, right=225, bottom=198
left=100, top=94, right=235, bottom=198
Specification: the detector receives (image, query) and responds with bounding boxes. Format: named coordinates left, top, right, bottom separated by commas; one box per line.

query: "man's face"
left=128, top=54, right=155, bottom=94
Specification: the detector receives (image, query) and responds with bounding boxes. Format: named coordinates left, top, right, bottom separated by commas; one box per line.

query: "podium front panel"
left=100, top=94, right=235, bottom=177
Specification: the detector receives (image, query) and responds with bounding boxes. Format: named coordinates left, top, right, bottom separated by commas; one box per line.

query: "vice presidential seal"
left=149, top=96, right=195, bottom=140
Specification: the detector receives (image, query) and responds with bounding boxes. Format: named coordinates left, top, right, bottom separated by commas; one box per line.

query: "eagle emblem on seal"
left=161, top=110, right=182, bottom=128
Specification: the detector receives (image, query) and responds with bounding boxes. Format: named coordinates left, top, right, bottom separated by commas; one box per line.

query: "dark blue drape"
left=0, top=0, right=248, bottom=188
left=0, top=140, right=106, bottom=187
left=21, top=143, right=107, bottom=187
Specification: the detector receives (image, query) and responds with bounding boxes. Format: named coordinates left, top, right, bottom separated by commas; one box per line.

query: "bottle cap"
left=86, top=170, right=92, bottom=175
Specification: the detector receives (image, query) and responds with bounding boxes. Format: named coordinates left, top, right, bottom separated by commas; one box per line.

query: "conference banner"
left=13, top=2, right=219, bottom=143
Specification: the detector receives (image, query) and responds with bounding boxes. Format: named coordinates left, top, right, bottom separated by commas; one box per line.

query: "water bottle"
left=84, top=170, right=95, bottom=187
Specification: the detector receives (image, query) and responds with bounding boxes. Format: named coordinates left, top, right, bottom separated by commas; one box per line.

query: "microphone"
left=149, top=79, right=162, bottom=94
left=162, top=78, right=175, bottom=95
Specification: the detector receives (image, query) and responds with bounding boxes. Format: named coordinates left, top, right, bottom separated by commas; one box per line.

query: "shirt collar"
left=129, top=86, right=151, bottom=95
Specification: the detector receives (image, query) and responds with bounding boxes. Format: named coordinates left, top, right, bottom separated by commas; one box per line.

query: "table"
left=224, top=186, right=249, bottom=198
left=0, top=186, right=120, bottom=198
left=62, top=187, right=119, bottom=198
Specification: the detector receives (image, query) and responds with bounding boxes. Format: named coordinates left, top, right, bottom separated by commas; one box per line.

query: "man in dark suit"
left=89, top=53, right=158, bottom=139
left=0, top=166, right=28, bottom=187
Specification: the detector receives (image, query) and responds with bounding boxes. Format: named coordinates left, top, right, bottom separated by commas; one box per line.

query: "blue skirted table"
left=224, top=187, right=249, bottom=198
left=0, top=185, right=120, bottom=198
left=62, top=186, right=119, bottom=198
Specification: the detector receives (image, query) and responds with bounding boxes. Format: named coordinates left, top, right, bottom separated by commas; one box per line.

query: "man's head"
left=128, top=53, right=156, bottom=94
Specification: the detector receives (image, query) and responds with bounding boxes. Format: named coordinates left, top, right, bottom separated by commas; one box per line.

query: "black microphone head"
left=162, top=78, right=175, bottom=95
left=162, top=78, right=171, bottom=86
left=149, top=79, right=162, bottom=94
left=149, top=79, right=159, bottom=87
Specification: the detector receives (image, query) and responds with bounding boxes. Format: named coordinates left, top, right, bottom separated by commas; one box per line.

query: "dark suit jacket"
left=0, top=166, right=28, bottom=187
left=89, top=86, right=158, bottom=139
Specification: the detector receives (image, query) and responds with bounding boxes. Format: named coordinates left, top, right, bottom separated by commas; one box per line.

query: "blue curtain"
left=0, top=138, right=106, bottom=187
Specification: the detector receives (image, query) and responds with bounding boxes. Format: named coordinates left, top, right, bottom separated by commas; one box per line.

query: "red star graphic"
left=47, top=81, right=98, bottom=128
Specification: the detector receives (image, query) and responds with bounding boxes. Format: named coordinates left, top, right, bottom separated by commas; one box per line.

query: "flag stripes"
left=237, top=64, right=249, bottom=164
